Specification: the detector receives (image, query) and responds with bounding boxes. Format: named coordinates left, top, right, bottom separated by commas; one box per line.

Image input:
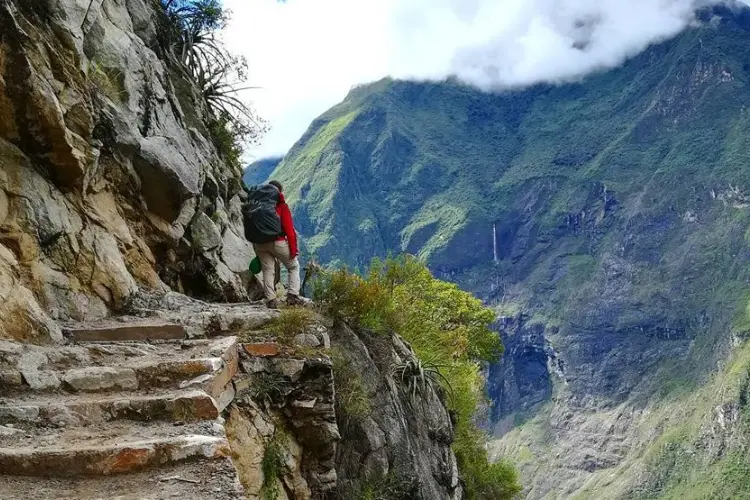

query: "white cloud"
left=223, top=0, right=745, bottom=158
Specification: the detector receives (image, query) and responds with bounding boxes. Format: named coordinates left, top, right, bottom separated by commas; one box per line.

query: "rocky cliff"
left=0, top=0, right=257, bottom=346
left=271, top=5, right=750, bottom=498
left=0, top=1, right=465, bottom=498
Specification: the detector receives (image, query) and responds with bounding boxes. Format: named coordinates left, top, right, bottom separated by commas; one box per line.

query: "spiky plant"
left=157, top=0, right=267, bottom=164
left=250, top=371, right=290, bottom=405
left=391, top=357, right=453, bottom=403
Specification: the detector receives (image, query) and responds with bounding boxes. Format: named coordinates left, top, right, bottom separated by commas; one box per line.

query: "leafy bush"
left=313, top=267, right=395, bottom=331
left=314, top=255, right=521, bottom=499
left=266, top=307, right=316, bottom=340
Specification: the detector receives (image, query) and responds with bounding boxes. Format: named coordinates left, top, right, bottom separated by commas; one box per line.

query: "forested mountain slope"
left=272, top=5, right=750, bottom=497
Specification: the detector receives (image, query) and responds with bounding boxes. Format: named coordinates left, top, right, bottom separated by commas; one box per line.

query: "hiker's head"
left=268, top=180, right=283, bottom=193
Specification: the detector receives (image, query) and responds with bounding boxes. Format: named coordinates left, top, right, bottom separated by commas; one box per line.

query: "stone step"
left=0, top=455, right=244, bottom=499
left=0, top=420, right=230, bottom=477
left=0, top=337, right=239, bottom=396
left=125, top=292, right=279, bottom=338
left=62, top=319, right=187, bottom=343
left=0, top=389, right=220, bottom=427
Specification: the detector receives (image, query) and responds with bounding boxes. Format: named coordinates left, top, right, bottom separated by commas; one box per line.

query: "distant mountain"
left=271, top=5, right=750, bottom=498
left=243, top=156, right=282, bottom=187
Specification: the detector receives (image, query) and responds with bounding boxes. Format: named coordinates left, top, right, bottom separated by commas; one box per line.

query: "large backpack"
left=242, top=185, right=284, bottom=244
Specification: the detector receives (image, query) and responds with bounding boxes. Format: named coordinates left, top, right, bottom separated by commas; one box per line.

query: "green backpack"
left=249, top=256, right=262, bottom=275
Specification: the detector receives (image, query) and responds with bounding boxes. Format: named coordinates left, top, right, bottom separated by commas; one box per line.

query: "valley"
left=260, top=6, right=750, bottom=497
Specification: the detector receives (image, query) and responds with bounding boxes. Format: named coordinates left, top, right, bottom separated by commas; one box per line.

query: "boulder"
left=221, top=228, right=254, bottom=273
left=191, top=213, right=222, bottom=253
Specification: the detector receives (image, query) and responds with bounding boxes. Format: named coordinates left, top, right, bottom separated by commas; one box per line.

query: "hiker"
left=242, top=180, right=305, bottom=309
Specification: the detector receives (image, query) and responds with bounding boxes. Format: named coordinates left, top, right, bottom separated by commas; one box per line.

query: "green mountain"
left=243, top=156, right=281, bottom=187
left=273, top=6, right=750, bottom=499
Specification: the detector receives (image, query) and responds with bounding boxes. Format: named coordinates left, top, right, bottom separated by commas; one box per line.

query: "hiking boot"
left=286, top=294, right=308, bottom=307
left=266, top=299, right=280, bottom=310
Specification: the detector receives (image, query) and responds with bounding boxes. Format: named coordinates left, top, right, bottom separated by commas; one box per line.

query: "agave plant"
left=391, top=357, right=453, bottom=403
left=160, top=0, right=226, bottom=66
left=196, top=52, right=264, bottom=129
left=158, top=0, right=266, bottom=159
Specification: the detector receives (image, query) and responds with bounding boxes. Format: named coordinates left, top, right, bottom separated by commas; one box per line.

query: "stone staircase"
left=0, top=320, right=246, bottom=499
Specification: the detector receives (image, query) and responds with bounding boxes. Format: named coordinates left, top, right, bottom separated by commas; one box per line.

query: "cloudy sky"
left=222, top=0, right=742, bottom=159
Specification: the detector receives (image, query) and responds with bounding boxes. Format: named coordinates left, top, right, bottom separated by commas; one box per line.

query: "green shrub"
left=314, top=255, right=520, bottom=499
left=313, top=267, right=395, bottom=331
left=453, top=425, right=522, bottom=500
left=266, top=307, right=316, bottom=341
left=331, top=349, right=372, bottom=423
left=250, top=371, right=290, bottom=404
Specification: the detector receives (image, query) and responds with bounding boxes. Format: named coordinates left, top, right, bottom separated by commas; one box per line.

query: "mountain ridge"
left=271, top=5, right=750, bottom=497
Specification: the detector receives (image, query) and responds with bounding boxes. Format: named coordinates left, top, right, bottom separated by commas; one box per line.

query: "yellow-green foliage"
left=266, top=307, right=316, bottom=340
left=88, top=60, right=127, bottom=103
left=331, top=348, right=372, bottom=422
left=355, top=471, right=417, bottom=500
left=313, top=267, right=395, bottom=331
left=315, top=255, right=521, bottom=499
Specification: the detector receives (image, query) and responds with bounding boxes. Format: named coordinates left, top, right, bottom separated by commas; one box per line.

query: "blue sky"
left=222, top=0, right=748, bottom=159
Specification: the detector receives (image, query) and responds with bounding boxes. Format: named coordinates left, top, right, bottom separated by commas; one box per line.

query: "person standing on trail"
left=242, top=180, right=305, bottom=309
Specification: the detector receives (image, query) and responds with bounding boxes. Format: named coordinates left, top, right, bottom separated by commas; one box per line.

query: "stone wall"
left=0, top=0, right=256, bottom=343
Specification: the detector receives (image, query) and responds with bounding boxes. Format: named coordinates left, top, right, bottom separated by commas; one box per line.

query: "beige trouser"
left=253, top=241, right=300, bottom=300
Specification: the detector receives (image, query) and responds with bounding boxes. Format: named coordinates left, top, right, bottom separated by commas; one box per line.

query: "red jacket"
left=276, top=193, right=298, bottom=257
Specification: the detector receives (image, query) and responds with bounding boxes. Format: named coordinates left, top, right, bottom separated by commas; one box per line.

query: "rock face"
left=230, top=350, right=340, bottom=499
left=486, top=315, right=557, bottom=435
left=331, top=324, right=463, bottom=500
left=0, top=0, right=256, bottom=344
left=224, top=321, right=464, bottom=500
left=0, top=283, right=464, bottom=499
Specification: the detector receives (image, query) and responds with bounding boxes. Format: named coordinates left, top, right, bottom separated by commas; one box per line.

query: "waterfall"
left=493, top=223, right=498, bottom=263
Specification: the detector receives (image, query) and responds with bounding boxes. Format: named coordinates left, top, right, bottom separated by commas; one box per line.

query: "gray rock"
left=274, top=359, right=306, bottom=382
left=293, top=334, right=321, bottom=348
left=221, top=228, right=254, bottom=273
left=240, top=357, right=271, bottom=374
left=63, top=366, right=138, bottom=392
left=0, top=425, right=22, bottom=437
left=191, top=212, right=222, bottom=252
left=21, top=370, right=61, bottom=391
left=0, top=405, right=40, bottom=423
left=0, top=371, right=23, bottom=389
left=234, top=353, right=338, bottom=498
left=331, top=324, right=463, bottom=500
left=134, top=134, right=201, bottom=223
left=18, top=351, right=61, bottom=391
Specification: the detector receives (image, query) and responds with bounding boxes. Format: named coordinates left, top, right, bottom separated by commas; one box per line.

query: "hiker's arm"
left=279, top=203, right=298, bottom=257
